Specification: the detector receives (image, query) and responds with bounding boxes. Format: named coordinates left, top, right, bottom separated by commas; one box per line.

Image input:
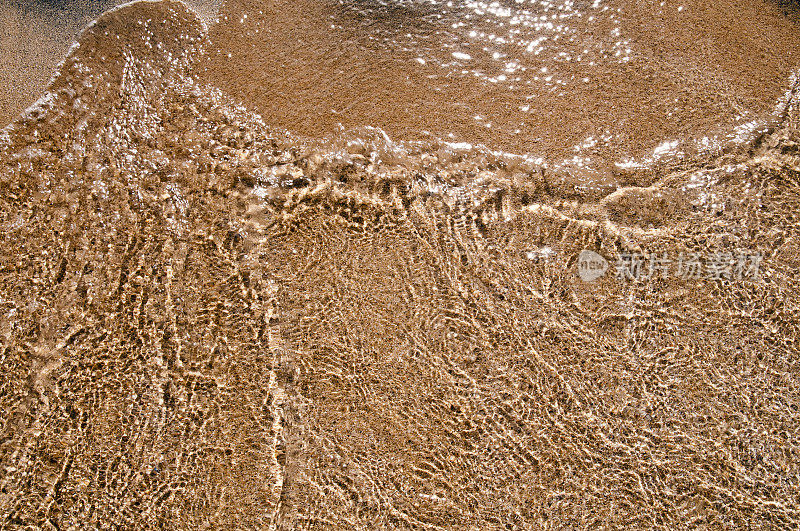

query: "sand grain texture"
left=1, top=1, right=800, bottom=529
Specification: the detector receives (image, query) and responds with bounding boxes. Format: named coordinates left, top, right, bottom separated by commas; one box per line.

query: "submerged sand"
left=1, top=0, right=800, bottom=528
left=200, top=0, right=800, bottom=164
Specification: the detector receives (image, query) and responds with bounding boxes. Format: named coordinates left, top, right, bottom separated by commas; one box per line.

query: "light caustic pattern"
left=3, top=0, right=800, bottom=529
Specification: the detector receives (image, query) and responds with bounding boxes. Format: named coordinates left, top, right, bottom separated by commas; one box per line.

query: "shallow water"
left=2, top=0, right=800, bottom=528
left=0, top=0, right=222, bottom=127
left=200, top=0, right=800, bottom=168
left=5, top=0, right=800, bottom=169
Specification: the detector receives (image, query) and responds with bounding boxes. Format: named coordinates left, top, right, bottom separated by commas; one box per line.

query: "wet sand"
left=1, top=0, right=800, bottom=528
left=0, top=0, right=222, bottom=128
left=200, top=0, right=800, bottom=165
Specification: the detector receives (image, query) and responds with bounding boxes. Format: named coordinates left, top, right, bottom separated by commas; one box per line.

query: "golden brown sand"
left=0, top=0, right=222, bottom=128
left=1, top=0, right=800, bottom=528
left=201, top=0, right=800, bottom=164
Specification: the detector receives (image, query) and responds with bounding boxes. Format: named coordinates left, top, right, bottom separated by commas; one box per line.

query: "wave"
left=2, top=0, right=800, bottom=245
left=2, top=1, right=800, bottom=527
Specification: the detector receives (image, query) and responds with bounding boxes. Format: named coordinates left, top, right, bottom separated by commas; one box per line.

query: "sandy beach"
left=1, top=0, right=800, bottom=528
